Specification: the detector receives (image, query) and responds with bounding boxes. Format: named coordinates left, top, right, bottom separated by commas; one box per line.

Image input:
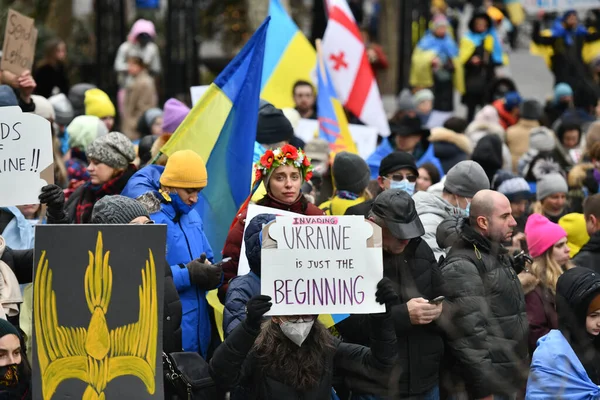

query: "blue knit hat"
left=492, top=171, right=532, bottom=202
left=0, top=85, right=18, bottom=107
left=554, top=83, right=573, bottom=103
left=562, top=9, right=577, bottom=22
left=504, top=91, right=522, bottom=111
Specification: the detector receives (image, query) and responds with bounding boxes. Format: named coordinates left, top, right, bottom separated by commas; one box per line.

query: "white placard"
left=238, top=204, right=302, bottom=276
left=190, top=85, right=210, bottom=106
left=261, top=215, right=385, bottom=316
left=295, top=118, right=378, bottom=160
left=0, top=106, right=53, bottom=207
left=522, top=0, right=600, bottom=13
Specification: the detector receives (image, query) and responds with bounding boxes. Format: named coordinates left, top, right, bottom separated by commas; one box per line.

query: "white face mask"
left=279, top=320, right=314, bottom=347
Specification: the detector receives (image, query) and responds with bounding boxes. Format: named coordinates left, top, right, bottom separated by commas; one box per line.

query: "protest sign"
left=0, top=106, right=53, bottom=207
left=261, top=215, right=385, bottom=316
left=33, top=224, right=166, bottom=400
left=295, top=118, right=378, bottom=160
left=238, top=204, right=302, bottom=276
left=1, top=9, right=37, bottom=75
left=522, top=0, right=600, bottom=13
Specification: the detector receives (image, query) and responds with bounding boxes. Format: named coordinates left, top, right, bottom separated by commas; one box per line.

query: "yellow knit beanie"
left=84, top=88, right=116, bottom=118
left=559, top=213, right=590, bottom=258
left=160, top=150, right=207, bottom=188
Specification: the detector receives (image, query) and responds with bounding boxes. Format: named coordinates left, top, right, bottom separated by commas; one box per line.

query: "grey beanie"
left=49, top=93, right=74, bottom=126
left=92, top=195, right=150, bottom=224
left=68, top=83, right=96, bottom=117
left=536, top=173, right=568, bottom=201
left=396, top=89, right=416, bottom=112
left=520, top=99, right=542, bottom=121
left=332, top=152, right=370, bottom=195
left=529, top=127, right=556, bottom=152
left=444, top=160, right=490, bottom=198
left=87, top=132, right=136, bottom=169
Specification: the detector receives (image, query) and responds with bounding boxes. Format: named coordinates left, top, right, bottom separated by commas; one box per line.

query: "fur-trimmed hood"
left=568, top=163, right=594, bottom=188
left=465, top=121, right=506, bottom=142
left=428, top=127, right=473, bottom=155
left=518, top=271, right=540, bottom=295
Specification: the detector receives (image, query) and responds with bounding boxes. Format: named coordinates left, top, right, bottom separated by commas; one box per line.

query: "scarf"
left=551, top=18, right=588, bottom=46
left=464, top=27, right=504, bottom=64
left=417, top=31, right=458, bottom=60
left=75, top=165, right=136, bottom=224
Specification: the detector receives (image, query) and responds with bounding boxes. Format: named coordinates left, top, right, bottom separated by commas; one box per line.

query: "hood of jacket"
left=578, top=232, right=600, bottom=255
left=465, top=120, right=506, bottom=143
left=568, top=163, right=593, bottom=187
left=121, top=164, right=164, bottom=199
left=518, top=271, right=540, bottom=295
left=414, top=190, right=460, bottom=221
left=436, top=214, right=464, bottom=250
left=428, top=127, right=473, bottom=155
left=245, top=214, right=276, bottom=275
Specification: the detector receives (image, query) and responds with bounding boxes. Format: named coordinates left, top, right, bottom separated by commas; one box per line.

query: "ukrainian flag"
left=316, top=40, right=358, bottom=156
left=160, top=18, right=270, bottom=259
left=261, top=0, right=316, bottom=109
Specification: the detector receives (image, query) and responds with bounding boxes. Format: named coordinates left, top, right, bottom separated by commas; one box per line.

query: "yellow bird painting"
left=34, top=231, right=158, bottom=400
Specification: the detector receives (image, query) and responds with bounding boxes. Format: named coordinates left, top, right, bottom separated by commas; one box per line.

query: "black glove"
left=244, top=295, right=272, bottom=329
left=39, top=184, right=65, bottom=213
left=186, top=258, right=222, bottom=290
left=375, top=278, right=399, bottom=312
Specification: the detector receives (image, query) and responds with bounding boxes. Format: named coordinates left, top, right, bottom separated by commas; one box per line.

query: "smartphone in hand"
left=429, top=296, right=445, bottom=305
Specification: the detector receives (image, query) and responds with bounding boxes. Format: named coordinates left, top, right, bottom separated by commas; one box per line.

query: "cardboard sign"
left=1, top=9, right=37, bottom=75
left=295, top=118, right=378, bottom=160
left=522, top=0, right=599, bottom=12
left=33, top=225, right=166, bottom=400
left=0, top=106, right=53, bottom=207
left=238, top=204, right=302, bottom=276
left=261, top=216, right=385, bottom=316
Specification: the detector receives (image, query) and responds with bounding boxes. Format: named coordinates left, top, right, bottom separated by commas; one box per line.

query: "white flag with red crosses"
left=322, top=0, right=390, bottom=137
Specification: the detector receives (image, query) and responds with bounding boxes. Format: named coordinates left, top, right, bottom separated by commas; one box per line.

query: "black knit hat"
left=256, top=103, right=294, bottom=145
left=92, top=195, right=150, bottom=224
left=332, top=152, right=370, bottom=194
left=0, top=319, right=20, bottom=339
left=379, top=151, right=417, bottom=177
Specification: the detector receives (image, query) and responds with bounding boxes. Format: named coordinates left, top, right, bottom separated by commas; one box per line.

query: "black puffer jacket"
left=573, top=232, right=600, bottom=272
left=337, top=238, right=444, bottom=396
left=438, top=218, right=528, bottom=398
left=209, top=315, right=398, bottom=399
left=163, top=263, right=183, bottom=353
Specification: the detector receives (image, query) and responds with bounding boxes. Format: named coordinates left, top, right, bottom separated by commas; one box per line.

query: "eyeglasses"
left=385, top=174, right=418, bottom=183
left=130, top=220, right=155, bottom=225
left=285, top=315, right=316, bottom=323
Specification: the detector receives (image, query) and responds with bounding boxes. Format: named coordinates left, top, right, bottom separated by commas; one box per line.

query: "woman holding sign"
left=219, top=145, right=324, bottom=301
left=210, top=279, right=399, bottom=399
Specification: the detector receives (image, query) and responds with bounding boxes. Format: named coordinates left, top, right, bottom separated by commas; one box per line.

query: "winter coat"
left=209, top=315, right=398, bottom=400
left=219, top=194, right=323, bottom=302
left=506, top=119, right=540, bottom=173
left=465, top=120, right=512, bottom=172
left=122, top=165, right=215, bottom=357
left=319, top=196, right=367, bottom=216
left=438, top=218, right=528, bottom=398
left=163, top=261, right=183, bottom=354
left=345, top=199, right=374, bottom=218
left=223, top=271, right=260, bottom=338
left=428, top=127, right=472, bottom=174
left=526, top=330, right=600, bottom=399
left=33, top=62, right=69, bottom=98
left=573, top=232, right=600, bottom=272
left=413, top=191, right=462, bottom=262
left=122, top=70, right=158, bottom=139
left=366, top=138, right=444, bottom=180
left=336, top=239, right=444, bottom=396
left=525, top=285, right=558, bottom=355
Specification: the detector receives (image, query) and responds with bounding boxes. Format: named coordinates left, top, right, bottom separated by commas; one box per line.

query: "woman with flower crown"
left=218, top=144, right=324, bottom=302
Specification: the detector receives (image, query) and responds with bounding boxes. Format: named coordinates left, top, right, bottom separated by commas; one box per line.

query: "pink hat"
left=127, top=19, right=157, bottom=43
left=525, top=213, right=567, bottom=258
left=162, top=98, right=190, bottom=134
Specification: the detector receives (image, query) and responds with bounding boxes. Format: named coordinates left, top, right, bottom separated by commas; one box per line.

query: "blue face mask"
left=167, top=192, right=194, bottom=215
left=390, top=180, right=415, bottom=196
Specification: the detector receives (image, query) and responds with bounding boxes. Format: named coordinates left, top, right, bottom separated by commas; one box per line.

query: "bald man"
left=437, top=190, right=528, bottom=400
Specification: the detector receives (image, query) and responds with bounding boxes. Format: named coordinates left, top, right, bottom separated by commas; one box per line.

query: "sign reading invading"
left=261, top=215, right=385, bottom=316
left=33, top=225, right=166, bottom=400
left=0, top=106, right=53, bottom=207
left=1, top=9, right=37, bottom=75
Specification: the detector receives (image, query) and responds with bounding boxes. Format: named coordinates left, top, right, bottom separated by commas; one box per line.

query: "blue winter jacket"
left=526, top=330, right=600, bottom=399
left=122, top=166, right=215, bottom=357
left=366, top=139, right=445, bottom=180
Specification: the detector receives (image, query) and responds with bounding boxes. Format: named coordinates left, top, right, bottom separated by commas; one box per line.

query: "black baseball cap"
left=370, top=189, right=425, bottom=240
left=379, top=151, right=418, bottom=177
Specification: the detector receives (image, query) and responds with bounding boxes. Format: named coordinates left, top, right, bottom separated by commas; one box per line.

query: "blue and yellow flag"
left=161, top=18, right=270, bottom=259
left=316, top=40, right=358, bottom=157
left=261, top=0, right=316, bottom=108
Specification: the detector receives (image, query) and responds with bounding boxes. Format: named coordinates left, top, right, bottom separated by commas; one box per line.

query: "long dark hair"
left=253, top=319, right=335, bottom=392
left=36, top=38, right=65, bottom=68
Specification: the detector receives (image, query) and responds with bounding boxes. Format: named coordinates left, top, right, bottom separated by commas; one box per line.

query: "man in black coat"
left=338, top=189, right=444, bottom=399
left=438, top=190, right=528, bottom=399
left=574, top=194, right=600, bottom=270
